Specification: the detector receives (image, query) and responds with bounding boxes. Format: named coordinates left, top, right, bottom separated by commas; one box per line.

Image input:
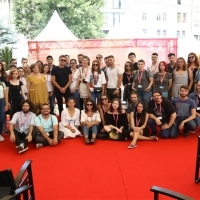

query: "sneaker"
left=150, top=136, right=158, bottom=141
left=36, top=143, right=43, bottom=149
left=150, top=132, right=157, bottom=137
left=17, top=143, right=24, bottom=152
left=3, top=128, right=9, bottom=135
left=127, top=144, right=138, bottom=149
left=0, top=135, right=5, bottom=141
left=189, top=130, right=195, bottom=133
left=19, top=147, right=28, bottom=154
left=183, top=130, right=189, bottom=138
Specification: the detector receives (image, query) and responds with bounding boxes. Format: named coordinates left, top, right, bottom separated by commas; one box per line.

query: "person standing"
left=128, top=52, right=138, bottom=71
left=51, top=55, right=72, bottom=115
left=106, top=55, right=123, bottom=101
left=46, top=55, right=56, bottom=71
left=147, top=53, right=159, bottom=75
left=167, top=53, right=176, bottom=73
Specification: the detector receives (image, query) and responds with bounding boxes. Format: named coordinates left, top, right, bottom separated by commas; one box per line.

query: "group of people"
left=0, top=51, right=199, bottom=154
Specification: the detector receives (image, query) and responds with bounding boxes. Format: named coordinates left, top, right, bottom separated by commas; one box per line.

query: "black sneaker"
left=183, top=130, right=189, bottom=138
left=150, top=132, right=157, bottom=137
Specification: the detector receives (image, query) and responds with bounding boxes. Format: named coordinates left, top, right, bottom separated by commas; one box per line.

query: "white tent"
left=34, top=10, right=78, bottom=41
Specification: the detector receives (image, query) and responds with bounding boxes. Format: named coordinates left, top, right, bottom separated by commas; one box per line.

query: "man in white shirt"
left=147, top=53, right=159, bottom=75
left=10, top=100, right=36, bottom=154
left=106, top=55, right=123, bottom=100
left=33, top=103, right=64, bottom=149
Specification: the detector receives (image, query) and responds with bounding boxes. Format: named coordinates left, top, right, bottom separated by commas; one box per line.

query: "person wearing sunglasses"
left=123, top=61, right=133, bottom=102
left=69, top=59, right=81, bottom=109
left=80, top=99, right=101, bottom=144
left=96, top=54, right=104, bottom=68
left=188, top=52, right=199, bottom=92
left=98, top=94, right=111, bottom=133
left=51, top=55, right=72, bottom=115
left=86, top=60, right=106, bottom=105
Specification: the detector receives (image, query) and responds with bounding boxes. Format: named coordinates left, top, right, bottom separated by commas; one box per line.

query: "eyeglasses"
left=188, top=56, right=195, bottom=59
left=70, top=62, right=76, bottom=65
left=101, top=98, right=108, bottom=101
left=93, top=64, right=98, bottom=66
left=96, top=57, right=101, bottom=59
left=86, top=104, right=93, bottom=106
left=61, top=59, right=66, bottom=62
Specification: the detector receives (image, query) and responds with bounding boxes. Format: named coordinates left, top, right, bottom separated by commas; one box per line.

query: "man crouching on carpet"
left=10, top=100, right=36, bottom=154
left=33, top=103, right=64, bottom=149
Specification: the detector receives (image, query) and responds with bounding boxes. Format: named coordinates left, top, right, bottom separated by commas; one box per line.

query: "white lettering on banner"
left=147, top=41, right=154, bottom=50
left=157, top=45, right=163, bottom=53
left=147, top=42, right=163, bottom=53
left=168, top=41, right=174, bottom=51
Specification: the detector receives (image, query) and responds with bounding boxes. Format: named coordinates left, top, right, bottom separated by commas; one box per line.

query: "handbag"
left=94, top=87, right=102, bottom=93
left=108, top=129, right=119, bottom=140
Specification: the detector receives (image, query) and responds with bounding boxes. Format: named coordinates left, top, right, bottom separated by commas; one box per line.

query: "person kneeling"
left=81, top=99, right=101, bottom=144
left=128, top=102, right=158, bottom=149
left=34, top=103, right=64, bottom=148
left=10, top=100, right=36, bottom=154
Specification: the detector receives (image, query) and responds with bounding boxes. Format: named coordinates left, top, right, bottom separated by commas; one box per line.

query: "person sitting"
left=171, top=85, right=197, bottom=138
left=104, top=98, right=129, bottom=140
left=147, top=91, right=176, bottom=138
left=33, top=103, right=64, bottom=148
left=59, top=97, right=81, bottom=138
left=81, top=99, right=101, bottom=144
left=127, top=102, right=158, bottom=149
left=9, top=100, right=36, bottom=154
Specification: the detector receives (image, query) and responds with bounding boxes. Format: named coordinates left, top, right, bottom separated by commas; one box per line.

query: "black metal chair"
left=195, top=136, right=200, bottom=183
left=0, top=160, right=35, bottom=200
left=150, top=186, right=193, bottom=200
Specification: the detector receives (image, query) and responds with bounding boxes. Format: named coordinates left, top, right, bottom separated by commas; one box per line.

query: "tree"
left=13, top=0, right=105, bottom=39
left=0, top=47, right=12, bottom=69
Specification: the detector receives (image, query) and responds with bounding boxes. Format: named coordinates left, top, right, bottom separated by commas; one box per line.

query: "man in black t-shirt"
left=147, top=91, right=176, bottom=138
left=167, top=53, right=176, bottom=73
left=51, top=55, right=72, bottom=115
left=128, top=52, right=138, bottom=71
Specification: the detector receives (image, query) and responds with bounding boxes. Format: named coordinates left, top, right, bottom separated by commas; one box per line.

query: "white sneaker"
left=19, top=147, right=28, bottom=154
left=36, top=143, right=43, bottom=149
left=0, top=135, right=5, bottom=141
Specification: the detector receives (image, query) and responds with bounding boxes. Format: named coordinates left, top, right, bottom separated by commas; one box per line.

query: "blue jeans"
left=0, top=99, right=5, bottom=134
left=170, top=117, right=197, bottom=138
left=83, top=125, right=98, bottom=136
left=72, top=90, right=80, bottom=110
left=137, top=90, right=152, bottom=108
left=49, top=94, right=55, bottom=115
left=148, top=119, right=171, bottom=138
left=91, top=92, right=101, bottom=104
left=161, top=92, right=168, bottom=98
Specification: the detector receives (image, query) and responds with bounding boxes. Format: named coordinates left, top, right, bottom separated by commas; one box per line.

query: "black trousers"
left=54, top=89, right=72, bottom=115
left=106, top=88, right=121, bottom=101
left=33, top=130, right=64, bottom=146
left=14, top=130, right=28, bottom=147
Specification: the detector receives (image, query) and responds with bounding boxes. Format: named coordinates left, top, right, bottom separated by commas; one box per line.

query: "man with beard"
left=9, top=100, right=36, bottom=154
left=34, top=103, right=64, bottom=149
left=77, top=54, right=84, bottom=68
left=127, top=93, right=139, bottom=123
left=171, top=85, right=197, bottom=138
left=147, top=91, right=176, bottom=138
left=46, top=55, right=56, bottom=71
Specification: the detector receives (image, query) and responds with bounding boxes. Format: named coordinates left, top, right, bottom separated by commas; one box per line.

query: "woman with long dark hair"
left=0, top=62, right=7, bottom=83
left=104, top=98, right=129, bottom=140
left=81, top=99, right=101, bottom=144
left=127, top=102, right=158, bottom=149
left=86, top=60, right=106, bottom=104
left=123, top=61, right=133, bottom=102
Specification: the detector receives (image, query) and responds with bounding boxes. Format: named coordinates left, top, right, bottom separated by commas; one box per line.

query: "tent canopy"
left=34, top=10, right=78, bottom=41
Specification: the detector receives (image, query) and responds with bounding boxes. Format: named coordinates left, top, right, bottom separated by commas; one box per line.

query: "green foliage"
left=13, top=0, right=105, bottom=39
left=0, top=47, right=12, bottom=69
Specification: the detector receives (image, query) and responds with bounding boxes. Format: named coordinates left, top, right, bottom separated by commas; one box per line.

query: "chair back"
left=0, top=169, right=16, bottom=190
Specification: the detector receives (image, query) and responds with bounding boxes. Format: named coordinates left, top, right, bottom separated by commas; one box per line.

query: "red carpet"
left=0, top=132, right=200, bottom=200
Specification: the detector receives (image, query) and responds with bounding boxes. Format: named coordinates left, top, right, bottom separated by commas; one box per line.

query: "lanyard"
left=113, top=113, right=118, bottom=127
left=159, top=72, right=166, bottom=85
left=127, top=74, right=131, bottom=83
left=20, top=112, right=30, bottom=127
left=151, top=63, right=159, bottom=74
left=82, top=67, right=88, bottom=78
left=138, top=70, right=144, bottom=84
left=155, top=103, right=162, bottom=115
left=135, top=113, right=141, bottom=127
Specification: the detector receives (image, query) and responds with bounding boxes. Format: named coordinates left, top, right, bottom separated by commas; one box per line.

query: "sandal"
left=127, top=144, right=138, bottom=149
left=85, top=138, right=90, bottom=144
left=90, top=138, right=96, bottom=144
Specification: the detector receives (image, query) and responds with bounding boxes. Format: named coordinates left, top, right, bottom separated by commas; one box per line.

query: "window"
left=182, top=31, right=186, bottom=39
left=113, top=13, right=120, bottom=25
left=163, top=30, right=167, bottom=37
left=182, top=13, right=186, bottom=23
left=106, top=13, right=114, bottom=27
left=157, top=29, right=161, bottom=37
left=105, top=12, right=125, bottom=27
left=177, top=31, right=180, bottom=38
left=177, top=0, right=181, bottom=5
left=163, top=13, right=167, bottom=21
left=157, top=13, right=161, bottom=21
left=142, top=29, right=147, bottom=34
left=113, top=0, right=126, bottom=9
left=177, top=13, right=181, bottom=23
left=142, top=13, right=147, bottom=20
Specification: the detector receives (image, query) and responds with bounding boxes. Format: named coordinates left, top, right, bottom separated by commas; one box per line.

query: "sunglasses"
left=93, top=64, right=98, bottom=66
left=101, top=98, right=107, bottom=101
left=188, top=56, right=195, bottom=59
left=96, top=57, right=101, bottom=59
left=61, top=59, right=66, bottom=62
left=86, top=104, right=93, bottom=106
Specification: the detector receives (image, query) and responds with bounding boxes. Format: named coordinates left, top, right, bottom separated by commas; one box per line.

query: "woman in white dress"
left=59, top=97, right=81, bottom=138
left=18, top=67, right=28, bottom=98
